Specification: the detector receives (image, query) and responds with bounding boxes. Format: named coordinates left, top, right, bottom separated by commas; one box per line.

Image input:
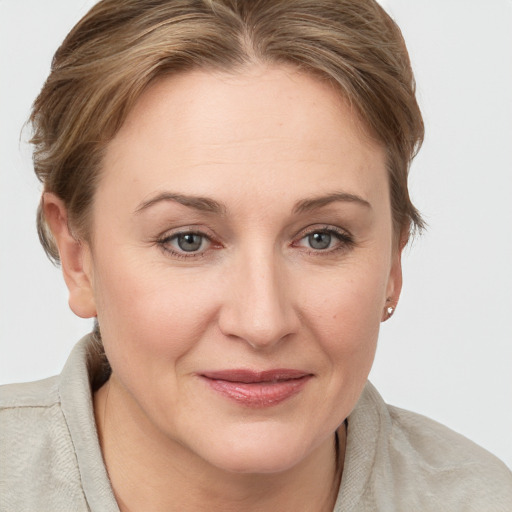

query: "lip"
left=200, top=369, right=312, bottom=408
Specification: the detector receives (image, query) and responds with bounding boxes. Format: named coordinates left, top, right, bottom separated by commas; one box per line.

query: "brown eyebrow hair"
left=134, top=192, right=226, bottom=215
left=134, top=190, right=370, bottom=216
left=293, top=192, right=371, bottom=214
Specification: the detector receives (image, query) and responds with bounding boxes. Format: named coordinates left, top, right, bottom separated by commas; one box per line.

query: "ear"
left=381, top=228, right=408, bottom=322
left=43, top=193, right=97, bottom=319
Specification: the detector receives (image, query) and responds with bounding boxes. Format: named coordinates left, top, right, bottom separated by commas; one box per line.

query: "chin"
left=210, top=448, right=305, bottom=475
left=190, top=423, right=323, bottom=475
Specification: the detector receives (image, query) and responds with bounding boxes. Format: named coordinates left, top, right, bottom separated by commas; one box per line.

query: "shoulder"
left=387, top=403, right=510, bottom=474
left=0, top=375, right=66, bottom=456
left=339, top=383, right=512, bottom=512
left=0, top=376, right=90, bottom=510
left=0, top=377, right=64, bottom=445
left=0, top=375, right=60, bottom=408
left=0, top=376, right=67, bottom=448
left=384, top=400, right=512, bottom=510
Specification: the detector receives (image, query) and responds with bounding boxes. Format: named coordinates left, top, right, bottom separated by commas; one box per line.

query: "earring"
left=383, top=299, right=396, bottom=321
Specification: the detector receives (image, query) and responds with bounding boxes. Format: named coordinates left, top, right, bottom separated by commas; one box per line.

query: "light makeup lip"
left=199, top=369, right=313, bottom=408
left=201, top=369, right=311, bottom=383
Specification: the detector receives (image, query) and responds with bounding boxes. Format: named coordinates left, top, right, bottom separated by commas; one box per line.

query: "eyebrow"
left=134, top=190, right=370, bottom=216
left=134, top=192, right=226, bottom=215
left=293, top=192, right=371, bottom=214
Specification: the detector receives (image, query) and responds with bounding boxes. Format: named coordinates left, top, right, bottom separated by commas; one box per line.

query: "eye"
left=307, top=232, right=333, bottom=250
left=159, top=231, right=211, bottom=256
left=174, top=233, right=205, bottom=252
left=294, top=226, right=354, bottom=253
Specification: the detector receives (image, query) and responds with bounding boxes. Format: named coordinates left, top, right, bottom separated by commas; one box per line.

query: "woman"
left=1, top=0, right=511, bottom=510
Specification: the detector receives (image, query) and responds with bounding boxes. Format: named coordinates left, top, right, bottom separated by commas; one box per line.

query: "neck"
left=94, top=375, right=346, bottom=512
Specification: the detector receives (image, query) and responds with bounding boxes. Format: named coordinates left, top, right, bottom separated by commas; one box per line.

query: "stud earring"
left=383, top=298, right=396, bottom=321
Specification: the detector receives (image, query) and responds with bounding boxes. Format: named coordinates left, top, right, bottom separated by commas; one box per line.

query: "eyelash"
left=292, top=225, right=355, bottom=255
left=155, top=225, right=355, bottom=260
left=156, top=230, right=216, bottom=260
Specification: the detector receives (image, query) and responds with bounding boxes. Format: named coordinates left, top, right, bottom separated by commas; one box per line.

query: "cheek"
left=298, top=261, right=388, bottom=368
left=91, top=255, right=222, bottom=373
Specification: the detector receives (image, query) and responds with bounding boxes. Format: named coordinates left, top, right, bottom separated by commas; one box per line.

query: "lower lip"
left=203, top=376, right=311, bottom=408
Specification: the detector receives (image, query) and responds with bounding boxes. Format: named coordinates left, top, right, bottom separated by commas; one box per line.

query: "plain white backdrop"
left=1, top=0, right=511, bottom=468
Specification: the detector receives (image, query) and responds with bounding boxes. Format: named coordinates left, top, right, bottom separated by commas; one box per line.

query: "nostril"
left=218, top=303, right=298, bottom=349
left=217, top=255, right=299, bottom=348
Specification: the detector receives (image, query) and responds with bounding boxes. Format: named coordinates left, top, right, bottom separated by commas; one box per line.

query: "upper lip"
left=200, top=369, right=311, bottom=383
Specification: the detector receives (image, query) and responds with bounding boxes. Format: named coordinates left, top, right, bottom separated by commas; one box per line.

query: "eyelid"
left=155, top=226, right=221, bottom=259
left=153, top=223, right=354, bottom=260
left=293, top=224, right=353, bottom=241
left=291, top=224, right=355, bottom=252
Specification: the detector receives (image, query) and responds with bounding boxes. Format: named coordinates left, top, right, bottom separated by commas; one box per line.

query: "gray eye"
left=176, top=233, right=204, bottom=252
left=308, top=232, right=332, bottom=250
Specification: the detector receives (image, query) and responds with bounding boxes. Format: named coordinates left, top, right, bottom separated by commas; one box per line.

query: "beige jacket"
left=1, top=335, right=511, bottom=511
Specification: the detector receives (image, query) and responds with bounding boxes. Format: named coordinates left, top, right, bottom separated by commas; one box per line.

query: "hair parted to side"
left=31, top=0, right=424, bottom=264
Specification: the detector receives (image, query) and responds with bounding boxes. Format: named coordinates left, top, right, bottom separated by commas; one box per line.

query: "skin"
left=45, top=64, right=403, bottom=512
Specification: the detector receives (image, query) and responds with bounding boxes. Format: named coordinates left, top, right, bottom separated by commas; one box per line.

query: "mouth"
left=200, top=369, right=312, bottom=408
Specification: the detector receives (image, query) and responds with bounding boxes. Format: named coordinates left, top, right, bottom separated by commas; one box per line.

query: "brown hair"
left=31, top=0, right=424, bottom=263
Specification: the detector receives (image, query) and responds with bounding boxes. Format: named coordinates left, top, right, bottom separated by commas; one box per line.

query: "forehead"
left=100, top=65, right=387, bottom=210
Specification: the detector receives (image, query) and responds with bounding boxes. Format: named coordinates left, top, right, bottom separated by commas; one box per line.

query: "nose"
left=218, top=249, right=299, bottom=350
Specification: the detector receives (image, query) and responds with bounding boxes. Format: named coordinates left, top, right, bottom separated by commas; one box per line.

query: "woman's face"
left=76, top=66, right=402, bottom=473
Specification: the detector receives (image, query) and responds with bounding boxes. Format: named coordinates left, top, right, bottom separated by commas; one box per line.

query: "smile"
left=200, top=369, right=312, bottom=408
